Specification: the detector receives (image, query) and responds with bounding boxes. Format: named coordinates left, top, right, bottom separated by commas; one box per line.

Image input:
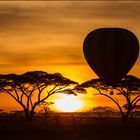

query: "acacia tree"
left=77, top=75, right=140, bottom=122
left=0, top=71, right=79, bottom=121
left=89, top=106, right=117, bottom=118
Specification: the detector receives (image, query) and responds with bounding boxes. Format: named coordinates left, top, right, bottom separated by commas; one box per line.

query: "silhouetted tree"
left=77, top=75, right=140, bottom=122
left=0, top=71, right=79, bottom=121
left=39, top=101, right=54, bottom=117
left=89, top=106, right=117, bottom=117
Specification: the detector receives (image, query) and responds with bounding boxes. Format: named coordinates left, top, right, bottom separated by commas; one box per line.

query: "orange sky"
left=0, top=1, right=140, bottom=112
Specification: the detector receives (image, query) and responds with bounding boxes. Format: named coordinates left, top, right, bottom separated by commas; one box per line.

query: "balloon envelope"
left=83, top=28, right=139, bottom=83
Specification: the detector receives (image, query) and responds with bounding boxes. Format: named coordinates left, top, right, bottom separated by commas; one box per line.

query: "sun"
left=53, top=94, right=84, bottom=112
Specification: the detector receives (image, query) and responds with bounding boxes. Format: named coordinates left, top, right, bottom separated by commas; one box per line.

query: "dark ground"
left=0, top=113, right=140, bottom=140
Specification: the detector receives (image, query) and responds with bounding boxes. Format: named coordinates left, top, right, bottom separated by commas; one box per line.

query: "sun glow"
left=53, top=95, right=84, bottom=112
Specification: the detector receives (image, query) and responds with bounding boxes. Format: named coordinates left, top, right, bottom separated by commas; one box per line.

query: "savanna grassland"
left=0, top=112, right=140, bottom=140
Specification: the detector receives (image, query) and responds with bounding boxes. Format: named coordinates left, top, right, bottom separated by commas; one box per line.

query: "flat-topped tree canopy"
left=116, top=75, right=140, bottom=90
left=0, top=71, right=78, bottom=87
left=22, top=71, right=78, bottom=85
left=78, top=75, right=140, bottom=91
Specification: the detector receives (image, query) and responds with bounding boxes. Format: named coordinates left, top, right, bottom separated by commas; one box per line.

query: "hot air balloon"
left=83, top=28, right=139, bottom=83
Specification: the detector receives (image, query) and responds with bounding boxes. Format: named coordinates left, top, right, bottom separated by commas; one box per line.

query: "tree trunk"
left=28, top=107, right=36, bottom=121
left=24, top=109, right=30, bottom=121
left=28, top=111, right=34, bottom=121
left=25, top=112, right=34, bottom=121
left=23, top=109, right=34, bottom=121
left=123, top=109, right=131, bottom=123
left=119, top=110, right=127, bottom=123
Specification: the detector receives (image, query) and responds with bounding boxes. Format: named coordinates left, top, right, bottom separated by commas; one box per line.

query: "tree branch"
left=31, top=85, right=58, bottom=113
left=97, top=88, right=124, bottom=118
left=131, top=94, right=140, bottom=105
left=13, top=87, right=19, bottom=101
left=2, top=88, right=27, bottom=111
